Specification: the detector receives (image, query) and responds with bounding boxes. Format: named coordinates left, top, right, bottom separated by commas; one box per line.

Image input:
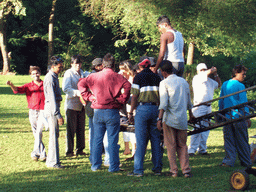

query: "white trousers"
left=188, top=105, right=211, bottom=154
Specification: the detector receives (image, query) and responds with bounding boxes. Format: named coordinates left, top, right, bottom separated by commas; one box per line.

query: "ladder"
left=188, top=85, right=256, bottom=136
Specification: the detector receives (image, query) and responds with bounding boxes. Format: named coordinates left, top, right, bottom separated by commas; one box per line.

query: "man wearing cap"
left=91, top=58, right=103, bottom=73
left=127, top=57, right=162, bottom=177
left=154, top=15, right=185, bottom=77
left=188, top=63, right=221, bottom=157
left=78, top=53, right=131, bottom=172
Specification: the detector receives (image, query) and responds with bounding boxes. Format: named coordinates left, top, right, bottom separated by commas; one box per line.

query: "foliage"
left=2, top=75, right=256, bottom=191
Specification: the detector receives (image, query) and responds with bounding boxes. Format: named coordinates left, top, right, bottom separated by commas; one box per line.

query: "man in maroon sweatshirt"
left=78, top=53, right=131, bottom=172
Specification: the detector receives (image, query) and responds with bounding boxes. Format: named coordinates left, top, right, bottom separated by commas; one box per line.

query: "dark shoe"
left=50, top=164, right=64, bottom=169
left=127, top=172, right=143, bottom=177
left=184, top=172, right=192, bottom=178
left=31, top=156, right=39, bottom=161
left=171, top=173, right=178, bottom=178
left=200, top=152, right=210, bottom=156
left=75, top=151, right=88, bottom=156
left=66, top=152, right=75, bottom=157
left=125, top=156, right=134, bottom=161
left=219, top=163, right=231, bottom=167
left=154, top=171, right=162, bottom=176
left=188, top=153, right=195, bottom=157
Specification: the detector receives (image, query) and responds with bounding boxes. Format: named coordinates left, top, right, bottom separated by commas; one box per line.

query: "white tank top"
left=164, top=29, right=184, bottom=62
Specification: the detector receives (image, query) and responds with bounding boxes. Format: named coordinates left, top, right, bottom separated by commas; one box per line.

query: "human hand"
left=128, top=114, right=134, bottom=125
left=58, top=117, right=64, bottom=126
left=247, top=119, right=251, bottom=128
left=6, top=81, right=12, bottom=86
left=211, top=67, right=217, bottom=74
left=157, top=120, right=162, bottom=131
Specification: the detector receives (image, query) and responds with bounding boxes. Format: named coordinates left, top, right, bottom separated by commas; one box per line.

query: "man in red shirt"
left=6, top=66, right=46, bottom=161
left=78, top=53, right=131, bottom=172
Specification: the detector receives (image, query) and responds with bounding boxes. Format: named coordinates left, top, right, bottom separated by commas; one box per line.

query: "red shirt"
left=14, top=80, right=45, bottom=110
left=78, top=68, right=131, bottom=109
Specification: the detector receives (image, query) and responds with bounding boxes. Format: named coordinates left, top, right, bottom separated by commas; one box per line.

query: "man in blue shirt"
left=219, top=64, right=252, bottom=167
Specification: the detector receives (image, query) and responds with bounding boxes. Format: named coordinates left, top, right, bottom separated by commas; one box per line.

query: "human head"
left=148, top=57, right=156, bottom=72
left=138, top=56, right=150, bottom=69
left=119, top=60, right=134, bottom=77
left=196, top=63, right=208, bottom=73
left=232, top=64, right=247, bottom=82
left=102, top=53, right=115, bottom=69
left=71, top=55, right=82, bottom=72
left=159, top=60, right=173, bottom=77
left=29, top=66, right=41, bottom=82
left=156, top=15, right=172, bottom=33
left=49, top=56, right=63, bottom=75
left=91, top=58, right=103, bottom=72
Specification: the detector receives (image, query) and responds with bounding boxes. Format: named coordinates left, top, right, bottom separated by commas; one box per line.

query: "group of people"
left=6, top=15, right=253, bottom=176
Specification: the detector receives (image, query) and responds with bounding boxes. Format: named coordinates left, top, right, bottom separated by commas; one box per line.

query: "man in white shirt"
left=188, top=63, right=221, bottom=156
left=157, top=60, right=194, bottom=178
left=62, top=55, right=87, bottom=157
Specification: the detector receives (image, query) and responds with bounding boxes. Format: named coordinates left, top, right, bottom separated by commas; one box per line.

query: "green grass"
left=1, top=75, right=256, bottom=191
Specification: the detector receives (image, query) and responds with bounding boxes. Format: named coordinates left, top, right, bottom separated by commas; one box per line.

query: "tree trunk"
left=186, top=42, right=195, bottom=65
left=48, top=0, right=57, bottom=65
left=0, top=18, right=9, bottom=75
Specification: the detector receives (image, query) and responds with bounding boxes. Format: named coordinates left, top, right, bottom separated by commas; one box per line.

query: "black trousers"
left=66, top=108, right=85, bottom=154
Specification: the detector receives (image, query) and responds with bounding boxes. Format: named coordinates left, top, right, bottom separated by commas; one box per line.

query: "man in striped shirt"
left=127, top=58, right=162, bottom=177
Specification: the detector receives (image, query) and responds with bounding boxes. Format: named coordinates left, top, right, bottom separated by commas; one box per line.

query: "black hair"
left=159, top=60, right=173, bottom=74
left=102, top=53, right=115, bottom=68
left=156, top=15, right=171, bottom=26
left=49, top=56, right=63, bottom=67
left=71, top=55, right=82, bottom=64
left=232, top=64, right=248, bottom=78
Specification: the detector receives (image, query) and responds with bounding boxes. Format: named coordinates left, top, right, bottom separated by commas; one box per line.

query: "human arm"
left=44, top=78, right=62, bottom=119
left=6, top=81, right=18, bottom=92
left=157, top=109, right=164, bottom=131
left=77, top=77, right=95, bottom=102
left=115, top=79, right=131, bottom=104
left=128, top=94, right=138, bottom=124
left=62, top=71, right=81, bottom=98
left=154, top=33, right=168, bottom=73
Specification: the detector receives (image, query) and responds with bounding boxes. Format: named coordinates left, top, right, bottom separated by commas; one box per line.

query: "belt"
left=139, top=102, right=158, bottom=106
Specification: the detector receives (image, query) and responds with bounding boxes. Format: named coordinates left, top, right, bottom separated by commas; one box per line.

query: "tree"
left=48, top=0, right=57, bottom=65
left=0, top=0, right=25, bottom=74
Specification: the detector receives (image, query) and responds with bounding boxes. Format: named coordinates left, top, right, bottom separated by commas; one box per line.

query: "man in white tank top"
left=154, top=15, right=185, bottom=77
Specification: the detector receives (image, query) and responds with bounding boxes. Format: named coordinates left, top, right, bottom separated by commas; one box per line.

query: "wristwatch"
left=157, top=117, right=162, bottom=121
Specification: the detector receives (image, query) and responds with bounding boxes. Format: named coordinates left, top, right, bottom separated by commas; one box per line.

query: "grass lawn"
left=1, top=75, right=256, bottom=191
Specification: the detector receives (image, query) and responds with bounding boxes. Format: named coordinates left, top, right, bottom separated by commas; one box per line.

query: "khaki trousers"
left=163, top=123, right=191, bottom=174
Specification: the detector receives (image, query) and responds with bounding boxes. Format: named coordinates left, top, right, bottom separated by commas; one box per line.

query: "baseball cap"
left=92, top=58, right=103, bottom=66
left=138, top=59, right=151, bottom=68
left=196, top=63, right=207, bottom=71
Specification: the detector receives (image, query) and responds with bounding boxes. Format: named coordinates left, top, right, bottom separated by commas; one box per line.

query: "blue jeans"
left=89, top=116, right=110, bottom=165
left=91, top=109, right=120, bottom=172
left=222, top=120, right=252, bottom=167
left=133, top=104, right=162, bottom=174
